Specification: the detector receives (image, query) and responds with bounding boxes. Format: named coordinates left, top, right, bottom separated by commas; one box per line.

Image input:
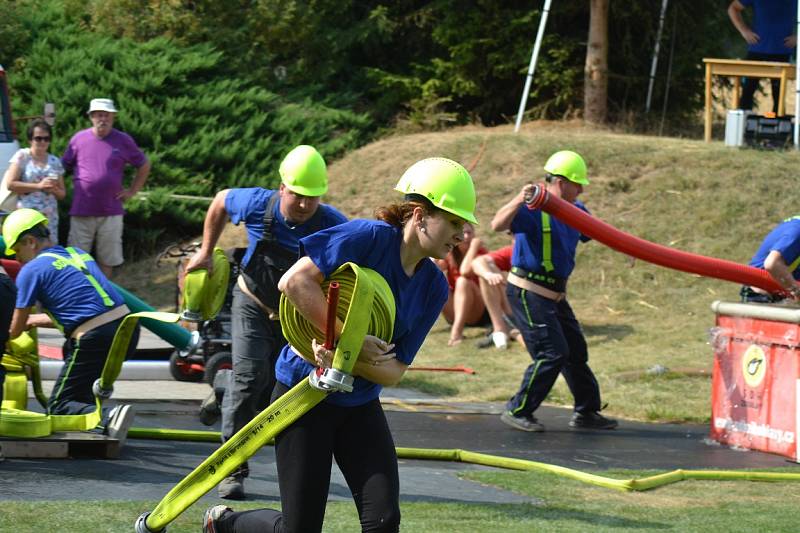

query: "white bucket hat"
left=87, top=98, right=118, bottom=115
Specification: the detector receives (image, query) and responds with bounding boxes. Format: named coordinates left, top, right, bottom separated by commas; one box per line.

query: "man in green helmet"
left=492, top=150, right=617, bottom=433
left=185, top=145, right=347, bottom=499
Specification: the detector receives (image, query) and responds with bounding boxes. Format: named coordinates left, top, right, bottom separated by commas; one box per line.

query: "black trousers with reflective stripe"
left=48, top=317, right=139, bottom=423
left=216, top=382, right=401, bottom=533
left=505, top=285, right=601, bottom=417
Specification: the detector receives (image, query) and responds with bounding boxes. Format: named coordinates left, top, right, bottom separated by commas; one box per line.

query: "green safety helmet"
left=279, top=145, right=328, bottom=197
left=3, top=208, right=48, bottom=256
left=394, top=157, right=478, bottom=224
left=544, top=150, right=589, bottom=186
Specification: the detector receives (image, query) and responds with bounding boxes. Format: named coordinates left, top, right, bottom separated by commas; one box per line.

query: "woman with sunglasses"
left=3, top=119, right=66, bottom=242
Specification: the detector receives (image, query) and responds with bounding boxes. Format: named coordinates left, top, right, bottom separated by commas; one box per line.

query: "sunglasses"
left=32, top=136, right=51, bottom=142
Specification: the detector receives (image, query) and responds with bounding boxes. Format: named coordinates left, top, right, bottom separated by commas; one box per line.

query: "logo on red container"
left=741, top=344, right=767, bottom=389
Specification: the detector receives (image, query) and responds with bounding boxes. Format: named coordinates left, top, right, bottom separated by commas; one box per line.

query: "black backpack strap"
left=259, top=192, right=282, bottom=244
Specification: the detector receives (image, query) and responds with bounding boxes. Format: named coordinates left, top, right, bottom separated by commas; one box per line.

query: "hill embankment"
left=121, top=122, right=800, bottom=422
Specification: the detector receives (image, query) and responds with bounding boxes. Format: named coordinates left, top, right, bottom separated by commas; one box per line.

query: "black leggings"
left=217, top=382, right=401, bottom=533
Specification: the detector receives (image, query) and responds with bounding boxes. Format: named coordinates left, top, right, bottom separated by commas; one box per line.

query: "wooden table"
left=703, top=58, right=795, bottom=142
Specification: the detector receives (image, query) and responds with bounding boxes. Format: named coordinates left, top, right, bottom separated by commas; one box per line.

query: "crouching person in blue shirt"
left=3, top=208, right=136, bottom=442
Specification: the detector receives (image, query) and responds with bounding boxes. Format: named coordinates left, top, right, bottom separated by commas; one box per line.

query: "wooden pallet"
left=0, top=431, right=122, bottom=459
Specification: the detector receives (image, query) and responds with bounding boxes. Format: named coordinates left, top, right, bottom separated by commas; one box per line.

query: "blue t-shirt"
left=224, top=188, right=348, bottom=267
left=741, top=0, right=797, bottom=55
left=275, top=219, right=449, bottom=407
left=749, top=217, right=800, bottom=278
left=15, top=246, right=125, bottom=331
left=510, top=202, right=591, bottom=279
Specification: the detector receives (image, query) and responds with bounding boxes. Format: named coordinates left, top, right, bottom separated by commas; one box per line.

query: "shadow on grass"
left=502, top=504, right=670, bottom=530
left=582, top=322, right=634, bottom=343
left=399, top=375, right=460, bottom=396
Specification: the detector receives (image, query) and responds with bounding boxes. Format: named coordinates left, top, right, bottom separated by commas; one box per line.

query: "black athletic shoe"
left=500, top=411, right=545, bottom=432
left=569, top=411, right=618, bottom=430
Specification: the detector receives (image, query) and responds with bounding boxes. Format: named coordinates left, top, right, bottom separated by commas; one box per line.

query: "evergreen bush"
left=6, top=2, right=373, bottom=255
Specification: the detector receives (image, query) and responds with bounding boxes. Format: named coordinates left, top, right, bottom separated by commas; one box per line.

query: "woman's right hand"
left=39, top=179, right=57, bottom=193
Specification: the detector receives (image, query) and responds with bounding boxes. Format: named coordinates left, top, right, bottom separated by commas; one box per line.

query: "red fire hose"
left=524, top=184, right=785, bottom=295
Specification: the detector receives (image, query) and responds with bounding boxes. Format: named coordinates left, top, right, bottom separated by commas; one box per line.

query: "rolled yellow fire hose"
left=136, top=262, right=396, bottom=533
left=180, top=247, right=230, bottom=322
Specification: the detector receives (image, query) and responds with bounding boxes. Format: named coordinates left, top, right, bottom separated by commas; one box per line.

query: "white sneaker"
left=203, top=505, right=233, bottom=533
left=492, top=331, right=508, bottom=349
left=106, top=404, right=135, bottom=447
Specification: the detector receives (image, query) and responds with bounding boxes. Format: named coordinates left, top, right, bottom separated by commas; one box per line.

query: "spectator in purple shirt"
left=61, top=98, right=151, bottom=277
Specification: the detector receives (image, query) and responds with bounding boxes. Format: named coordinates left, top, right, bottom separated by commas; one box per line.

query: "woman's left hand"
left=311, top=338, right=334, bottom=368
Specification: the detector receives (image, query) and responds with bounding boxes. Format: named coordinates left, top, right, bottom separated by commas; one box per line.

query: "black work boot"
left=198, top=391, right=221, bottom=426
left=218, top=464, right=248, bottom=500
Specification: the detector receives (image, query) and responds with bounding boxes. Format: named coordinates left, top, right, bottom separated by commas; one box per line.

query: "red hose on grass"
left=524, top=184, right=784, bottom=295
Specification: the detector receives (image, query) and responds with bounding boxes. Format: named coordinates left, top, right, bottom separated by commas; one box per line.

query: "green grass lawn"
left=4, top=468, right=799, bottom=532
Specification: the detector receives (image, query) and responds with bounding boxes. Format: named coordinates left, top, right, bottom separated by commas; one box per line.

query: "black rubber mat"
left=0, top=402, right=794, bottom=503
left=387, top=405, right=795, bottom=470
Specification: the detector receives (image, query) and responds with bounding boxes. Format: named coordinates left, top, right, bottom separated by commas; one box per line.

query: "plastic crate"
left=744, top=114, right=794, bottom=148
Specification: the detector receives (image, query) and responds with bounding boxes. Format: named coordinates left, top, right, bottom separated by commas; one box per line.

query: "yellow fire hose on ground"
left=135, top=262, right=396, bottom=533
left=0, top=311, right=181, bottom=438
left=126, top=425, right=800, bottom=493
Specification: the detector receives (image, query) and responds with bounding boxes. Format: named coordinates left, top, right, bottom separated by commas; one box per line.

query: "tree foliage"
left=5, top=0, right=372, bottom=254
left=74, top=0, right=737, bottom=129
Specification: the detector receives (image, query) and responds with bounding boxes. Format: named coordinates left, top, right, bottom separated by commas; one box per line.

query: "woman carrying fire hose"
left=201, top=157, right=478, bottom=533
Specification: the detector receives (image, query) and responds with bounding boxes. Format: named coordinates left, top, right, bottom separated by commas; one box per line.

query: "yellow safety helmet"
left=2, top=208, right=48, bottom=255
left=394, top=157, right=478, bottom=224
left=544, top=150, right=589, bottom=186
left=279, top=145, right=328, bottom=196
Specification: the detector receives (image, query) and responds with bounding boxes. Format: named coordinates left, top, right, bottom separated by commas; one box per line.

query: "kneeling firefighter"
left=184, top=145, right=348, bottom=500
left=3, top=208, right=137, bottom=440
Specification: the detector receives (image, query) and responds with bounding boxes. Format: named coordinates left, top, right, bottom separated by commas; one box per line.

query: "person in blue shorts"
left=3, top=208, right=136, bottom=442
left=741, top=216, right=800, bottom=303
left=494, top=151, right=617, bottom=433
left=185, top=145, right=348, bottom=499
left=728, top=0, right=797, bottom=112
left=201, top=157, right=478, bottom=533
